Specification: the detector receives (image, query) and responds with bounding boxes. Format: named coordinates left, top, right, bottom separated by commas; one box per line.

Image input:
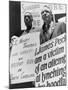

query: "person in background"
left=40, top=5, right=66, bottom=44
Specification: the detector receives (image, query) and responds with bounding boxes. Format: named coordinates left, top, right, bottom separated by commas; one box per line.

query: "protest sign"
left=9, top=1, right=66, bottom=88
left=10, top=32, right=40, bottom=84
left=35, top=33, right=66, bottom=87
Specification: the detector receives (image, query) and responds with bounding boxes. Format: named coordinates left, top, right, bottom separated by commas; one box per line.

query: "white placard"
left=10, top=32, right=40, bottom=84
left=35, top=33, right=66, bottom=87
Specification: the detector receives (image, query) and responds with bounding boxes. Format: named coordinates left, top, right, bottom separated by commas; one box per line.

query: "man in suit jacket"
left=40, top=5, right=66, bottom=44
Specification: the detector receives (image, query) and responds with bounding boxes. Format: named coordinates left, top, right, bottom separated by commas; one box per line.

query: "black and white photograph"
left=9, top=0, right=66, bottom=89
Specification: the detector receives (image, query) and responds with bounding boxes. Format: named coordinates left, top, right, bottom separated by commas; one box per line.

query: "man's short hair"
left=24, top=12, right=33, bottom=21
left=41, top=5, right=52, bottom=15
left=41, top=5, right=53, bottom=21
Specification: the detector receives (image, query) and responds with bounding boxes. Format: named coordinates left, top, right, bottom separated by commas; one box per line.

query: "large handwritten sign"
left=10, top=32, right=40, bottom=84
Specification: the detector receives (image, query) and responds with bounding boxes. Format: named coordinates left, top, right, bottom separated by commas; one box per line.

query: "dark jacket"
left=40, top=22, right=66, bottom=44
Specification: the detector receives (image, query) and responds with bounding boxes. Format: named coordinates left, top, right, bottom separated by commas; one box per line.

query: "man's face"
left=41, top=10, right=52, bottom=24
left=24, top=15, right=33, bottom=27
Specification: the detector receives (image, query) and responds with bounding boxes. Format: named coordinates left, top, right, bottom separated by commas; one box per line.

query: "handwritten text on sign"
left=10, top=32, right=40, bottom=84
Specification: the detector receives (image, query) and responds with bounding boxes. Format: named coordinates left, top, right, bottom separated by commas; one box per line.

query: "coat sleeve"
left=51, top=22, right=66, bottom=39
left=60, top=22, right=66, bottom=33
